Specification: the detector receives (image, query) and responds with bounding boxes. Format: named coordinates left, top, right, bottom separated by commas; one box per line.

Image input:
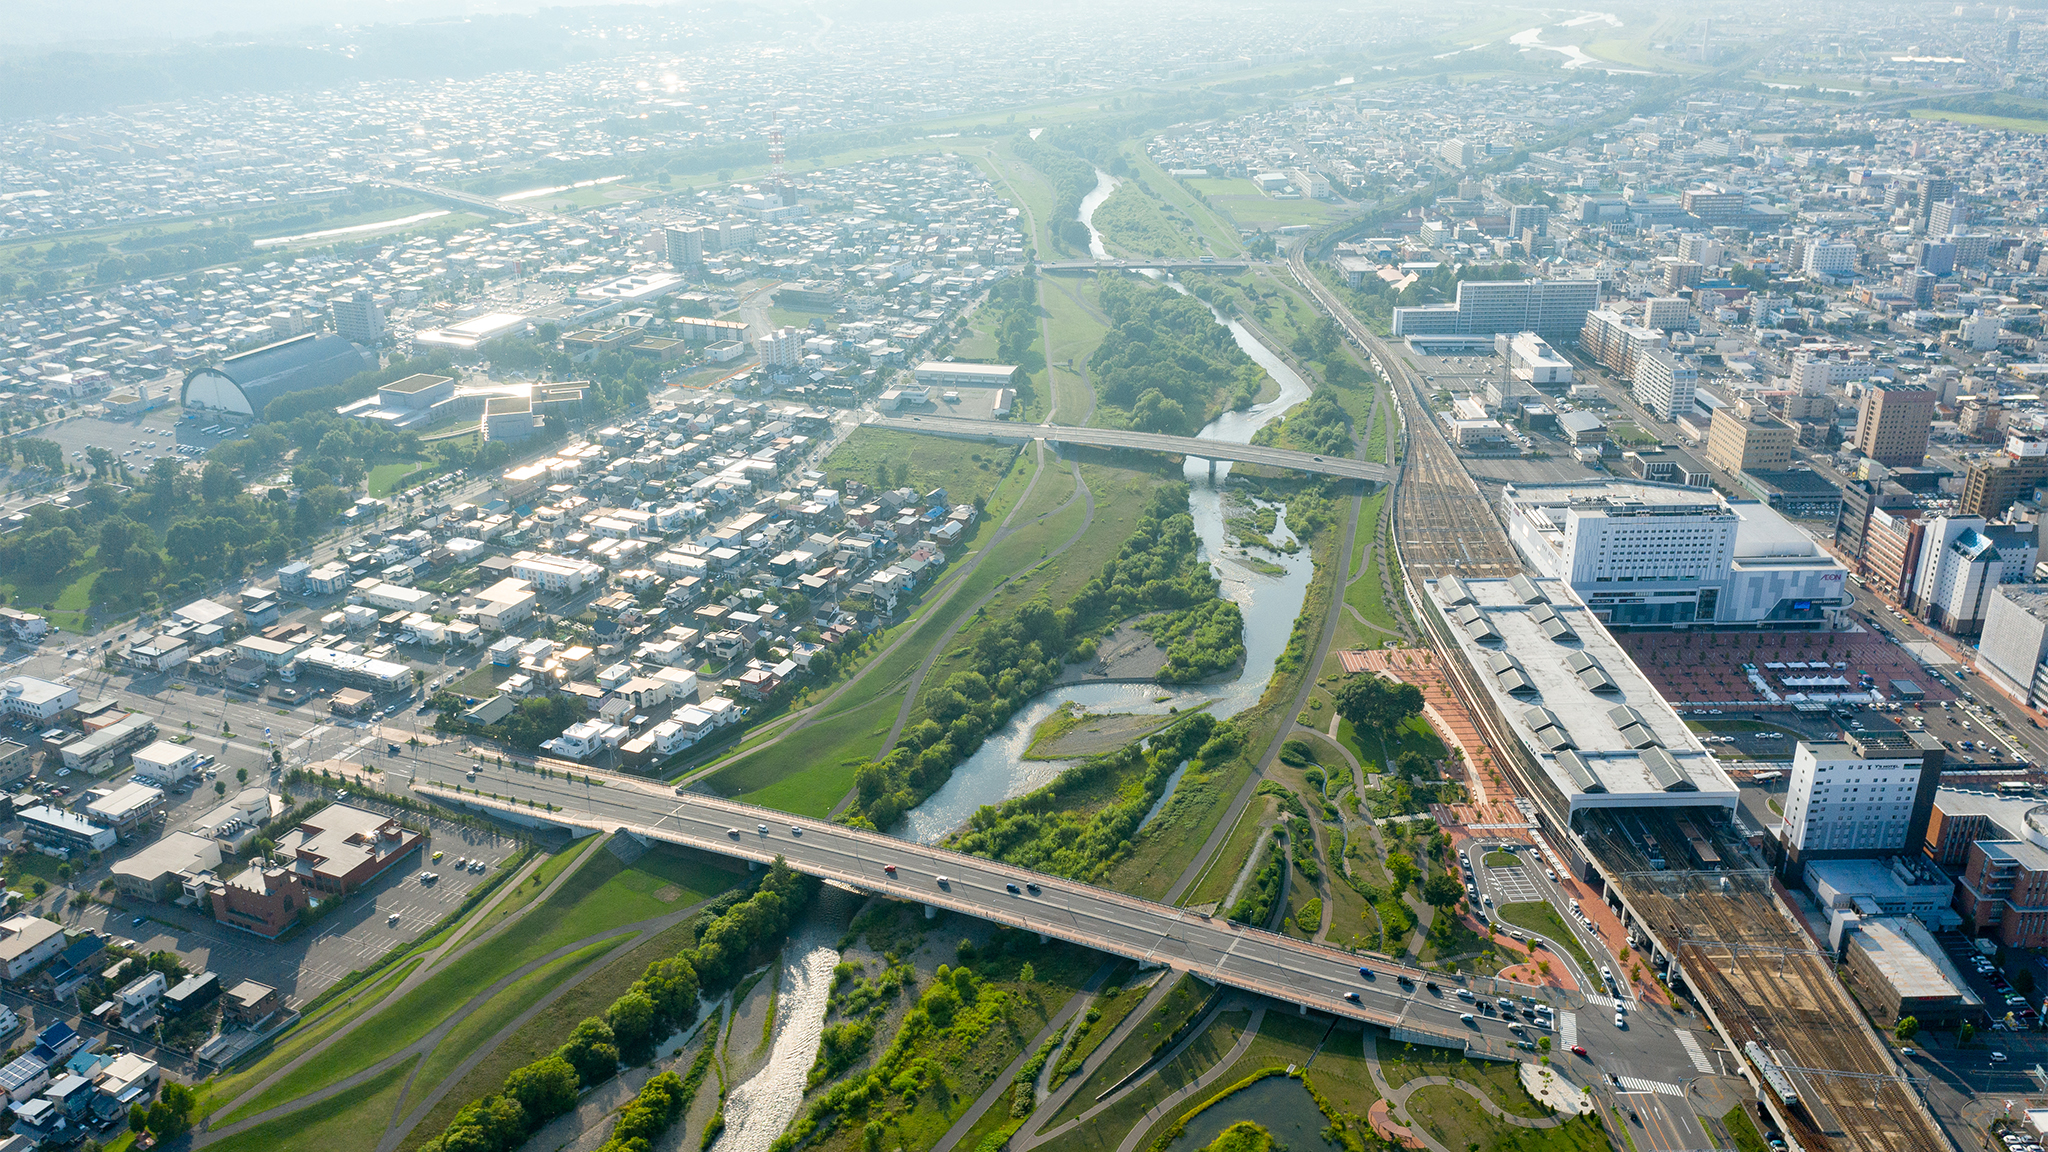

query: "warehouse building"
left=1839, top=916, right=1981, bottom=1028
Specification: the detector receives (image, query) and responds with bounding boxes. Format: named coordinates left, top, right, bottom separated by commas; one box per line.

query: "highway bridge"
left=370, top=178, right=534, bottom=220
left=418, top=761, right=1550, bottom=1056
left=868, top=415, right=1393, bottom=483
left=1037, top=259, right=1252, bottom=272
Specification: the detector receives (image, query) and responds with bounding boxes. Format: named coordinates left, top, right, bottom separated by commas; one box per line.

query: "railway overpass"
left=1038, top=259, right=1252, bottom=272
left=416, top=761, right=1541, bottom=1055
left=867, top=415, right=1392, bottom=483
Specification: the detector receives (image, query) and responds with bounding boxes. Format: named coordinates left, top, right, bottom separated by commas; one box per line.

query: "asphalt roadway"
left=391, top=755, right=1705, bottom=1077
left=867, top=414, right=1394, bottom=483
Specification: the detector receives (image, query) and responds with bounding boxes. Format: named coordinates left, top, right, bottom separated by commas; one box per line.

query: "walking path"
left=1108, top=1007, right=1268, bottom=1152
left=200, top=836, right=588, bottom=1130
left=927, top=960, right=1120, bottom=1152
left=1358, top=1037, right=1570, bottom=1152
left=199, top=893, right=708, bottom=1146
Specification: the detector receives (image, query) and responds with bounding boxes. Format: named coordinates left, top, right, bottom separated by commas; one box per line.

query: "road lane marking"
left=1675, top=1027, right=1714, bottom=1074
left=1616, top=1076, right=1683, bottom=1096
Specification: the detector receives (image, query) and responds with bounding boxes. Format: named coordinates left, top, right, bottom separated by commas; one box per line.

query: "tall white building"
left=1630, top=348, right=1698, bottom=421
left=330, top=290, right=384, bottom=347
left=1496, top=332, right=1573, bottom=385
left=1801, top=239, right=1859, bottom=279
left=1782, top=732, right=1943, bottom=874
left=757, top=327, right=804, bottom=372
left=1642, top=296, right=1692, bottom=331
left=1502, top=481, right=1850, bottom=630
left=1905, top=515, right=2036, bottom=636
left=665, top=225, right=704, bottom=268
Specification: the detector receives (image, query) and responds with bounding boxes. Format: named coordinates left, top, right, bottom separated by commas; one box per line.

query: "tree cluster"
left=1090, top=274, right=1265, bottom=434
left=845, top=484, right=1228, bottom=831
left=949, top=711, right=1236, bottom=884
left=420, top=861, right=813, bottom=1152
left=1330, top=674, right=1424, bottom=737
left=1141, top=599, right=1245, bottom=684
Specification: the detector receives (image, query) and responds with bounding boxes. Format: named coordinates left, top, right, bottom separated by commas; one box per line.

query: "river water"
left=713, top=171, right=1325, bottom=1146
left=708, top=918, right=843, bottom=1152
left=898, top=168, right=1318, bottom=842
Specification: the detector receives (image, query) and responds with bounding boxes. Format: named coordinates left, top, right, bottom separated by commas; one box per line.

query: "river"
left=714, top=171, right=1325, bottom=1147
left=897, top=168, right=1317, bottom=842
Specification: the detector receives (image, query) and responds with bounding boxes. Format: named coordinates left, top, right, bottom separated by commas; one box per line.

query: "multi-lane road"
left=867, top=414, right=1393, bottom=483
left=402, top=754, right=1556, bottom=1055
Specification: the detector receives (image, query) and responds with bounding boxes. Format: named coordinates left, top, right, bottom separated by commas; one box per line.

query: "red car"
left=883, top=864, right=897, bottom=875
left=1570, top=1045, right=1588, bottom=1057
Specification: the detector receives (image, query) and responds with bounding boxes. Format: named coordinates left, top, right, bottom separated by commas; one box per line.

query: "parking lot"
left=1934, top=930, right=2038, bottom=1031
left=20, top=406, right=244, bottom=475
left=65, top=802, right=520, bottom=1008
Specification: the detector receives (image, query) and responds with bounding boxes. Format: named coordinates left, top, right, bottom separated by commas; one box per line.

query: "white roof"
left=131, top=741, right=197, bottom=770
left=1430, top=574, right=1737, bottom=812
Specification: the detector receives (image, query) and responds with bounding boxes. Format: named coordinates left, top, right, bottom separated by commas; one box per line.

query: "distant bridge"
left=1037, top=259, right=1252, bottom=272
left=868, top=415, right=1391, bottom=483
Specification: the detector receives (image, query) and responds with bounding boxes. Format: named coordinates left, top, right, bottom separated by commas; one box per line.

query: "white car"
left=1991, top=1050, right=2009, bottom=1063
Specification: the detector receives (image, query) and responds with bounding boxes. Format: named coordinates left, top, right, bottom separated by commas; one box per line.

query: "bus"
left=1750, top=771, right=1784, bottom=786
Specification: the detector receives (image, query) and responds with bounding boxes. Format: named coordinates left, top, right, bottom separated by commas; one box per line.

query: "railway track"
left=1285, top=246, right=1519, bottom=581
left=1582, top=817, right=1948, bottom=1152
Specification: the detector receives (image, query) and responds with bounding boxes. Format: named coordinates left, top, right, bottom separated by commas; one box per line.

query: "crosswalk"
left=1616, top=1076, right=1684, bottom=1097
left=1676, top=1028, right=1715, bottom=1074
left=1584, top=994, right=1615, bottom=1008
left=1559, top=1011, right=1577, bottom=1049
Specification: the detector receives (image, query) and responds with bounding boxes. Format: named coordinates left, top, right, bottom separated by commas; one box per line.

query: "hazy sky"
left=3, top=0, right=667, bottom=47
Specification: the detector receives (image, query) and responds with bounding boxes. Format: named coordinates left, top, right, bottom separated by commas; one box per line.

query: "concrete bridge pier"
left=1207, top=458, right=1218, bottom=482
left=924, top=904, right=938, bottom=919
left=1039, top=933, right=1049, bottom=943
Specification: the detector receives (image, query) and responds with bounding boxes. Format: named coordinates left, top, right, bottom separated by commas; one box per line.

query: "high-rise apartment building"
left=1642, top=296, right=1692, bottom=331
left=1781, top=732, right=1944, bottom=876
left=1978, top=586, right=2048, bottom=708
left=756, top=326, right=804, bottom=372
left=1704, top=407, right=1795, bottom=473
left=1928, top=200, right=1969, bottom=236
left=1630, top=349, right=1697, bottom=422
left=665, top=226, right=704, bottom=268
left=1507, top=204, right=1549, bottom=237
left=1580, top=309, right=1665, bottom=378
left=1852, top=380, right=1935, bottom=467
left=1676, top=234, right=1725, bottom=266
left=330, top=289, right=384, bottom=347
left=1917, top=177, right=1958, bottom=229
left=1801, top=239, right=1859, bottom=279
left=1440, top=139, right=1479, bottom=168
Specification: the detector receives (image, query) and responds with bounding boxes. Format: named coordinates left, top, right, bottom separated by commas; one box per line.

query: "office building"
left=0, top=917, right=66, bottom=981
left=1913, top=241, right=1957, bottom=276
left=1704, top=406, right=1795, bottom=473
left=1960, top=434, right=2048, bottom=520
left=294, top=647, right=412, bottom=692
left=1677, top=234, right=1725, bottom=266
left=1839, top=916, right=1980, bottom=1028
left=110, top=832, right=220, bottom=902
left=1501, top=481, right=1850, bottom=630
left=1496, top=332, right=1573, bottom=385
left=1833, top=478, right=1919, bottom=566
left=330, top=289, right=384, bottom=347
left=130, top=741, right=200, bottom=786
left=1630, top=349, right=1697, bottom=422
left=0, top=678, right=76, bottom=723
left=1780, top=732, right=1944, bottom=875
left=1392, top=278, right=1598, bottom=338
left=83, top=782, right=165, bottom=835
left=18, top=807, right=116, bottom=858
left=58, top=714, right=157, bottom=774
left=1977, top=587, right=2048, bottom=708
left=1439, top=139, right=1479, bottom=168
left=1852, top=381, right=1936, bottom=467
left=1682, top=189, right=1748, bottom=224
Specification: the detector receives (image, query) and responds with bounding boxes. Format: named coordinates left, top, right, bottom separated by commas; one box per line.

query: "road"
left=867, top=414, right=1393, bottom=483
left=407, top=755, right=1577, bottom=1057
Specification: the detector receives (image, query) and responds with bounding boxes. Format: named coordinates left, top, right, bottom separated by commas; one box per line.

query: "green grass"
left=1483, top=851, right=1521, bottom=868
left=708, top=694, right=895, bottom=814
left=1049, top=1005, right=1248, bottom=1142
left=1724, top=1103, right=1773, bottom=1152
left=1182, top=178, right=1349, bottom=230
left=218, top=845, right=737, bottom=1123
left=1909, top=108, right=2048, bottom=132
left=819, top=427, right=1017, bottom=513
left=367, top=460, right=430, bottom=496
left=1131, top=149, right=1243, bottom=256
left=1346, top=536, right=1404, bottom=635
left=205, top=1056, right=417, bottom=1152
left=1494, top=901, right=1596, bottom=977
left=1375, top=1038, right=1546, bottom=1116
left=196, top=954, right=425, bottom=1118
left=1405, top=1084, right=1610, bottom=1152
left=455, top=835, right=603, bottom=947
left=407, top=936, right=618, bottom=1096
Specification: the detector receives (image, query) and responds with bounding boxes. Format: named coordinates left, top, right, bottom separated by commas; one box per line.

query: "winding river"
left=712, top=169, right=1324, bottom=1150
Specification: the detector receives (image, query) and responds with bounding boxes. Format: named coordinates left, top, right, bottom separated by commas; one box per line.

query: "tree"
left=1331, top=674, right=1424, bottom=735
left=146, top=1082, right=196, bottom=1141
left=503, top=1055, right=581, bottom=1121
left=1422, top=873, right=1465, bottom=915
left=1958, top=1021, right=1976, bottom=1045
left=1387, top=853, right=1418, bottom=891
left=1894, top=1015, right=1919, bottom=1042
